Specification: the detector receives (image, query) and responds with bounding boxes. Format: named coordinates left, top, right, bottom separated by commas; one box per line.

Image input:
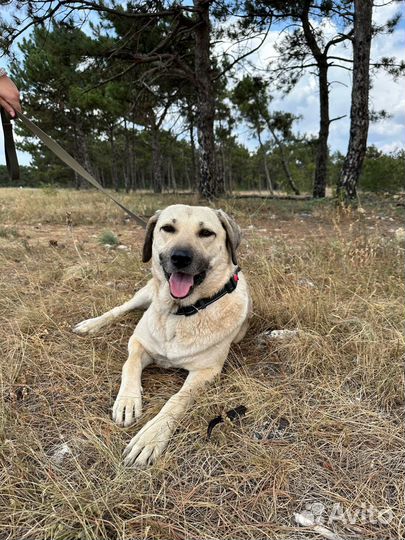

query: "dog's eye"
left=199, top=229, right=215, bottom=238
left=161, top=225, right=176, bottom=233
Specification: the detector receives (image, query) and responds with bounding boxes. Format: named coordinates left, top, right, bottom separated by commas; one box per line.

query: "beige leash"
left=14, top=110, right=147, bottom=228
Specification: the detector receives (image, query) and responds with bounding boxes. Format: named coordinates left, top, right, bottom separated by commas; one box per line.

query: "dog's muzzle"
left=160, top=248, right=208, bottom=299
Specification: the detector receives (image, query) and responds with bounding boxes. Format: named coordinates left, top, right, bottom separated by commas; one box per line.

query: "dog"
left=73, top=205, right=251, bottom=466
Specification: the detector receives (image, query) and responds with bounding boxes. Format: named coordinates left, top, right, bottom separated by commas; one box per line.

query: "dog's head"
left=142, top=205, right=241, bottom=300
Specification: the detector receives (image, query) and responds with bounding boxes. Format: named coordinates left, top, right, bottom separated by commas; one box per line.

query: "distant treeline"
left=0, top=143, right=403, bottom=194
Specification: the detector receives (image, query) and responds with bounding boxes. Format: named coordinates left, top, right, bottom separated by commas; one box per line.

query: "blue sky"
left=1, top=2, right=404, bottom=167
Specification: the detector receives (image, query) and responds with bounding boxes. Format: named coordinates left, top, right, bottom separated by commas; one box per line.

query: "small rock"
left=394, top=227, right=405, bottom=243
left=295, top=511, right=317, bottom=527
left=257, top=329, right=300, bottom=345
left=294, top=511, right=344, bottom=540
left=297, top=277, right=316, bottom=288
left=50, top=442, right=72, bottom=465
left=268, top=329, right=300, bottom=340
left=117, top=244, right=130, bottom=251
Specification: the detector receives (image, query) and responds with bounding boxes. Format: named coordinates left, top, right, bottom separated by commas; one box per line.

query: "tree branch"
left=213, top=26, right=271, bottom=81
left=324, top=29, right=354, bottom=54
left=329, top=114, right=347, bottom=124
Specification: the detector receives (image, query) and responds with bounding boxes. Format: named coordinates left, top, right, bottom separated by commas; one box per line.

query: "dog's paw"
left=72, top=317, right=104, bottom=335
left=112, top=394, right=142, bottom=427
left=123, top=416, right=172, bottom=467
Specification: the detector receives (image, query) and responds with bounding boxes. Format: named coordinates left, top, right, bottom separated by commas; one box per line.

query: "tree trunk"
left=72, top=126, right=81, bottom=190
left=301, top=5, right=330, bottom=199
left=276, top=142, right=298, bottom=194
left=109, top=125, right=119, bottom=191
left=132, top=168, right=137, bottom=191
left=73, top=121, right=95, bottom=190
left=220, top=145, right=228, bottom=193
left=264, top=119, right=300, bottom=195
left=257, top=130, right=273, bottom=195
left=73, top=171, right=81, bottom=190
left=228, top=155, right=233, bottom=194
left=313, top=60, right=329, bottom=198
left=130, top=114, right=137, bottom=190
left=262, top=151, right=273, bottom=195
left=186, top=167, right=192, bottom=191
left=188, top=104, right=198, bottom=190
left=151, top=128, right=163, bottom=193
left=167, top=158, right=177, bottom=193
left=337, top=0, right=373, bottom=203
left=124, top=117, right=132, bottom=193
left=194, top=0, right=217, bottom=199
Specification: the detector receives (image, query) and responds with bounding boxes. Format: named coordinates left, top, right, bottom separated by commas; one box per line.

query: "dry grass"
left=0, top=187, right=404, bottom=539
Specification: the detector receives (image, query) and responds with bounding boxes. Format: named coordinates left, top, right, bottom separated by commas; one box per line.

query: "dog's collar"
left=174, top=267, right=241, bottom=317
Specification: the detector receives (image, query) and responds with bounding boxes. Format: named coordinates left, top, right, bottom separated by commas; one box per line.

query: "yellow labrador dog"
left=74, top=205, right=251, bottom=466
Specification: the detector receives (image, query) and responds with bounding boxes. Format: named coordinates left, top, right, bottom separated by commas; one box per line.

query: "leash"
left=0, top=107, right=147, bottom=228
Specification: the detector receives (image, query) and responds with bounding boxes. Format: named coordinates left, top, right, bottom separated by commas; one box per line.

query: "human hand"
left=0, top=75, right=21, bottom=118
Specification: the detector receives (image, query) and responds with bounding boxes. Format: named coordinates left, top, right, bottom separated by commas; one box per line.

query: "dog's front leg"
left=73, top=279, right=154, bottom=335
left=123, top=364, right=223, bottom=467
left=112, top=337, right=152, bottom=427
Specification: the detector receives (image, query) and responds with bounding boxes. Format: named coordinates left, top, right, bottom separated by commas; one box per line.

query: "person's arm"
left=0, top=69, right=21, bottom=117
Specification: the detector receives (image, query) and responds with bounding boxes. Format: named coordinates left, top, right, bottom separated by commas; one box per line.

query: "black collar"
left=174, top=267, right=241, bottom=317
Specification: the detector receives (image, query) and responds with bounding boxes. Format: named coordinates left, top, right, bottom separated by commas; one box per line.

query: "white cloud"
left=217, top=4, right=405, bottom=154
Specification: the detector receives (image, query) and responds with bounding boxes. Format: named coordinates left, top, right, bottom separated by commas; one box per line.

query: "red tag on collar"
left=233, top=274, right=239, bottom=282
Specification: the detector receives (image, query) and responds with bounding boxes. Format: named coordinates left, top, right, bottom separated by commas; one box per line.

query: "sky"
left=0, top=2, right=404, bottom=168
left=217, top=2, right=405, bottom=155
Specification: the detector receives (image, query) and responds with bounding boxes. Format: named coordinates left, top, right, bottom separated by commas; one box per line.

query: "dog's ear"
left=216, top=209, right=241, bottom=265
left=142, top=211, right=160, bottom=263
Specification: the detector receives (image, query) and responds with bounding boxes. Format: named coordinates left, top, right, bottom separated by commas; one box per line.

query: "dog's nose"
left=171, top=249, right=193, bottom=269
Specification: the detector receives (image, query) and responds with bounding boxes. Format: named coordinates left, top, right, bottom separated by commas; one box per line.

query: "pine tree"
left=337, top=0, right=373, bottom=203
left=231, top=75, right=300, bottom=194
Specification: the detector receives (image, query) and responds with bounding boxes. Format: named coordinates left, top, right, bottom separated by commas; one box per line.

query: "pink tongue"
left=169, top=273, right=194, bottom=298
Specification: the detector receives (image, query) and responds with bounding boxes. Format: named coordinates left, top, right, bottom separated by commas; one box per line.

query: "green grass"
left=98, top=230, right=120, bottom=246
left=0, top=226, right=19, bottom=238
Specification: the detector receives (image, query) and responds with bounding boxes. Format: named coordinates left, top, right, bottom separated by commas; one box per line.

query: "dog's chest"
left=149, top=312, right=212, bottom=364
left=133, top=291, right=248, bottom=370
